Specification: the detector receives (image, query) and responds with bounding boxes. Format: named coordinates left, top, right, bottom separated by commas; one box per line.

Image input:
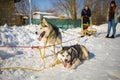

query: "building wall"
left=0, top=0, right=24, bottom=26
left=0, top=0, right=15, bottom=25
left=33, top=14, right=41, bottom=19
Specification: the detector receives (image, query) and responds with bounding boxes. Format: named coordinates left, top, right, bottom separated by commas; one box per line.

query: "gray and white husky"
left=35, top=18, right=62, bottom=67
left=57, top=44, right=89, bottom=69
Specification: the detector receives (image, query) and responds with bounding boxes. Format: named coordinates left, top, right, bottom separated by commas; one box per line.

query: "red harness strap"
left=0, top=46, right=40, bottom=49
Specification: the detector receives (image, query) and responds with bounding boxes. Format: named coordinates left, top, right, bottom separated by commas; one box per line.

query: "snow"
left=0, top=23, right=120, bottom=80
left=43, top=16, right=59, bottom=19
left=33, top=12, right=53, bottom=15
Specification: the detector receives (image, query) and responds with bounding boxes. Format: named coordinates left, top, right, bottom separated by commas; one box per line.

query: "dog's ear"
left=57, top=47, right=64, bottom=54
left=68, top=48, right=75, bottom=61
left=42, top=18, right=48, bottom=26
left=68, top=48, right=72, bottom=53
left=56, top=50, right=63, bottom=55
left=68, top=47, right=77, bottom=55
left=42, top=18, right=46, bottom=22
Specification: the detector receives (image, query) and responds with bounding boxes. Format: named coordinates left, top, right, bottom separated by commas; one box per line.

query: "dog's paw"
left=55, top=59, right=61, bottom=64
left=66, top=64, right=71, bottom=68
left=70, top=65, right=76, bottom=70
left=49, top=59, right=61, bottom=67
left=49, top=63, right=56, bottom=67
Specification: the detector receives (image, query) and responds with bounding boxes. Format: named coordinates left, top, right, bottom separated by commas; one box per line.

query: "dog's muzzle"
left=38, top=31, right=46, bottom=41
left=62, top=61, right=68, bottom=68
left=65, top=59, right=68, bottom=62
left=60, top=59, right=68, bottom=68
left=35, top=32, right=38, bottom=34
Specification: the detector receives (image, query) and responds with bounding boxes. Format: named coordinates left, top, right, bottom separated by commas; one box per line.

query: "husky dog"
left=35, top=18, right=62, bottom=67
left=57, top=44, right=89, bottom=69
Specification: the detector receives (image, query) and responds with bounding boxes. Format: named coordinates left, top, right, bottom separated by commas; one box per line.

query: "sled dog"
left=35, top=18, right=62, bottom=66
left=57, top=44, right=89, bottom=69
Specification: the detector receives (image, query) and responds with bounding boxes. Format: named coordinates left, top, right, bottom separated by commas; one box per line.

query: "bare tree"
left=15, top=0, right=40, bottom=15
left=84, top=0, right=110, bottom=25
left=32, top=4, right=40, bottom=12
left=15, top=0, right=29, bottom=15
left=52, top=0, right=82, bottom=20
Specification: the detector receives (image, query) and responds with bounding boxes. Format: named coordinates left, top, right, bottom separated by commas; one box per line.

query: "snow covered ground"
left=0, top=23, right=120, bottom=80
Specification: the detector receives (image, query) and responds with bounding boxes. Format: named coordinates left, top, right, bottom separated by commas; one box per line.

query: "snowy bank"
left=0, top=23, right=120, bottom=80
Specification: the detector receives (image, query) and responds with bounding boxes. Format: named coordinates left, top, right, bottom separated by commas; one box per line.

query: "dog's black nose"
left=35, top=32, right=38, bottom=34
left=65, top=59, right=68, bottom=62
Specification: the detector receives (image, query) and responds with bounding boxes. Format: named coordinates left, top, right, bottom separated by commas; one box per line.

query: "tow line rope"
left=0, top=36, right=82, bottom=72
left=0, top=47, right=46, bottom=72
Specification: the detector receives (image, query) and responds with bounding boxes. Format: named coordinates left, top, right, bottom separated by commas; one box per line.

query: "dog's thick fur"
left=36, top=18, right=62, bottom=66
left=57, top=44, right=89, bottom=69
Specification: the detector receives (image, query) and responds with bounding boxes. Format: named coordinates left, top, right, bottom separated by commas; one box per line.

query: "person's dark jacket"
left=108, top=7, right=116, bottom=21
left=109, top=12, right=115, bottom=21
left=81, top=8, right=91, bottom=24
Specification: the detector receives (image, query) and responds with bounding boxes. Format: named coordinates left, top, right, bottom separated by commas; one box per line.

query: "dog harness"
left=69, top=46, right=82, bottom=65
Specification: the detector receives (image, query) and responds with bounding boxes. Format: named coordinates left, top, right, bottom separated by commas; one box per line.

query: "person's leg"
left=106, top=21, right=112, bottom=37
left=110, top=19, right=117, bottom=38
left=112, top=21, right=117, bottom=36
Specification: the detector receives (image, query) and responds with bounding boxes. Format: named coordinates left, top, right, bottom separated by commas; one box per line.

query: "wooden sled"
left=81, top=17, right=97, bottom=36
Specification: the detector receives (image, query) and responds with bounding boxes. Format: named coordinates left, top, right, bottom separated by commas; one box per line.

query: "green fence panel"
left=45, top=18, right=81, bottom=29
left=25, top=18, right=81, bottom=29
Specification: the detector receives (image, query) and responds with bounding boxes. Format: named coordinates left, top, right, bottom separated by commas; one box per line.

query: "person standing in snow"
left=106, top=0, right=119, bottom=38
left=81, top=5, right=91, bottom=27
left=81, top=5, right=92, bottom=35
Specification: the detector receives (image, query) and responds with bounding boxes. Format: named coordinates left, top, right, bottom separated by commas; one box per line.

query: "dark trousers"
left=83, top=17, right=90, bottom=24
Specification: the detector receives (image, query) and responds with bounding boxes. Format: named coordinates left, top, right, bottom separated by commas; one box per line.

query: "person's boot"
left=106, top=34, right=109, bottom=38
left=110, top=35, right=115, bottom=38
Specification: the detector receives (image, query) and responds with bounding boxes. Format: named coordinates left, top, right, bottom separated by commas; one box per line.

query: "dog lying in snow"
left=57, top=44, right=89, bottom=69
